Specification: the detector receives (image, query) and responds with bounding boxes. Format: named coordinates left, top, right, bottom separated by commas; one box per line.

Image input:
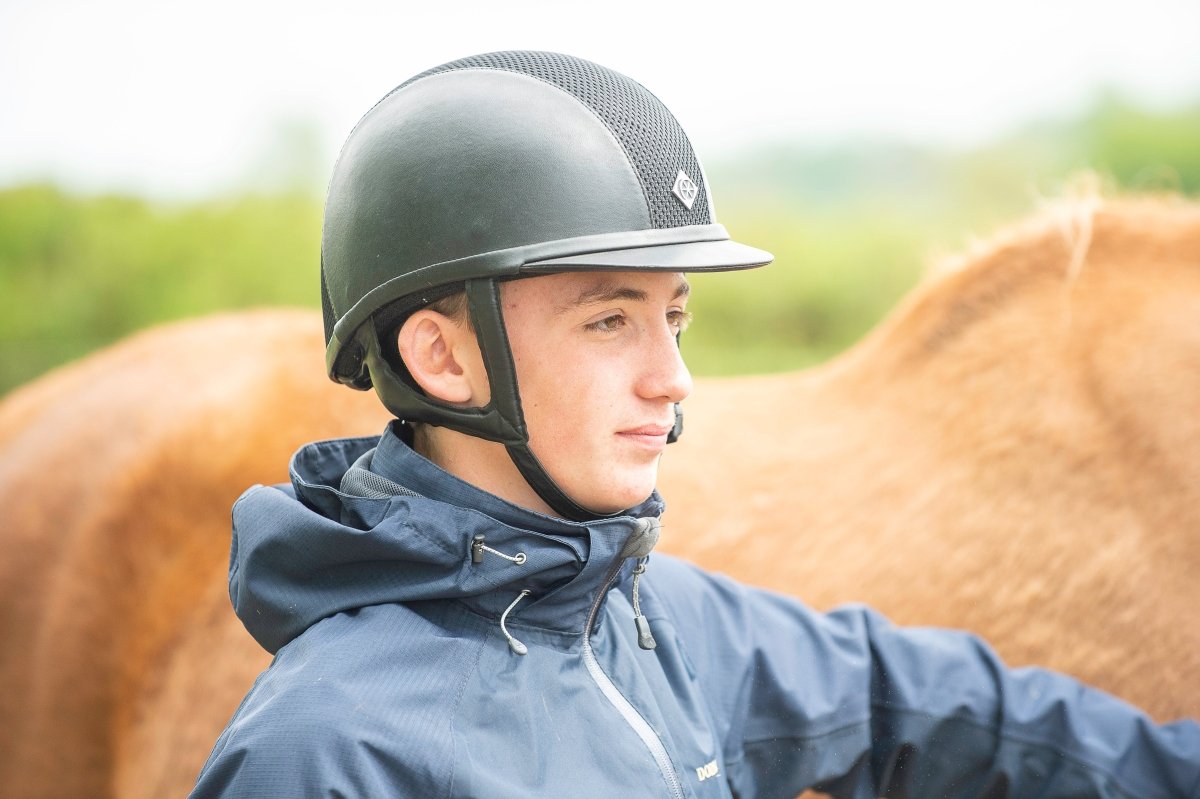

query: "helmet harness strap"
left=466, top=279, right=623, bottom=522
left=362, top=277, right=632, bottom=521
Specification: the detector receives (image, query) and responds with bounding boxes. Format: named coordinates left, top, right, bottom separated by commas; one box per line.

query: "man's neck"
left=413, top=423, right=558, bottom=517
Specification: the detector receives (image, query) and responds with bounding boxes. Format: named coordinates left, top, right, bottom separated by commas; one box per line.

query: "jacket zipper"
left=580, top=559, right=685, bottom=799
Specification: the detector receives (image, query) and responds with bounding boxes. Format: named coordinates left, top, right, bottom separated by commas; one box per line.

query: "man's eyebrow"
left=556, top=277, right=690, bottom=313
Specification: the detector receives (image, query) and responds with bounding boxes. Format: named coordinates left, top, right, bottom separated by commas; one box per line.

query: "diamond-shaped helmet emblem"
left=671, top=169, right=699, bottom=210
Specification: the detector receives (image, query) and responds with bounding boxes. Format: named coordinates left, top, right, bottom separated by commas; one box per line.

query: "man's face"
left=501, top=270, right=693, bottom=514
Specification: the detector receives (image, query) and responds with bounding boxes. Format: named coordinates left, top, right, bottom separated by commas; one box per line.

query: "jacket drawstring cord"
left=467, top=535, right=531, bottom=655
left=471, top=533, right=527, bottom=565
left=472, top=521, right=660, bottom=654
left=499, top=589, right=532, bottom=655
left=621, top=518, right=661, bottom=652
left=631, top=558, right=657, bottom=650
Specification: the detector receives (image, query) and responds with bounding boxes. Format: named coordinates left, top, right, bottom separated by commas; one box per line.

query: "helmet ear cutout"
left=359, top=279, right=527, bottom=448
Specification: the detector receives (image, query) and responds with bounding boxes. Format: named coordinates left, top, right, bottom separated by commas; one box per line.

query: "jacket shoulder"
left=191, top=602, right=486, bottom=798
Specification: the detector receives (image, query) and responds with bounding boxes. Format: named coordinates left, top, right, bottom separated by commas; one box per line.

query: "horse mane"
left=859, top=183, right=1200, bottom=366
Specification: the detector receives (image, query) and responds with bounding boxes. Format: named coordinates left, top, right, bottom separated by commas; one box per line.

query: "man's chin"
left=576, top=481, right=658, bottom=516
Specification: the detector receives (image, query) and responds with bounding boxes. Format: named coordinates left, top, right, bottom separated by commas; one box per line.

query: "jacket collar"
left=232, top=423, right=664, bottom=652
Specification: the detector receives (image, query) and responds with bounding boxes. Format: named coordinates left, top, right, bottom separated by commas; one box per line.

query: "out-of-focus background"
left=3, top=0, right=1199, bottom=396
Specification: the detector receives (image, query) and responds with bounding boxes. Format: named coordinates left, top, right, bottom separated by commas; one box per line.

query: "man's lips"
left=619, top=423, right=675, bottom=437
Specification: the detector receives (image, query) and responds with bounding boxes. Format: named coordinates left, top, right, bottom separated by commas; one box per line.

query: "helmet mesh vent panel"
left=401, top=51, right=712, bottom=230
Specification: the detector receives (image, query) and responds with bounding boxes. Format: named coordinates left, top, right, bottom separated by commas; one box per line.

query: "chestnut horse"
left=0, top=196, right=1196, bottom=798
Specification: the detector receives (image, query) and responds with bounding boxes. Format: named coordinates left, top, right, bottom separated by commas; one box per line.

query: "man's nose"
left=639, top=325, right=693, bottom=404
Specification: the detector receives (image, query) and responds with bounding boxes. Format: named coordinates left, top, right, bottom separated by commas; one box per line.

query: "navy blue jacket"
left=191, top=424, right=1200, bottom=797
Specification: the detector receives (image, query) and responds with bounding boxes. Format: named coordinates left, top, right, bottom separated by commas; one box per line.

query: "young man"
left=191, top=52, right=1200, bottom=797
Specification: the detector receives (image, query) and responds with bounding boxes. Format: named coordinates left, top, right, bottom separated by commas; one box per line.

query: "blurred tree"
left=0, top=186, right=320, bottom=393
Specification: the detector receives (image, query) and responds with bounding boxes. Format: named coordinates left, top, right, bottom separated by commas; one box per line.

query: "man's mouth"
left=617, top=423, right=674, bottom=450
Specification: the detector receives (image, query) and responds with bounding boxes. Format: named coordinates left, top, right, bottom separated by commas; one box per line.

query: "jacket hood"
left=229, top=423, right=665, bottom=654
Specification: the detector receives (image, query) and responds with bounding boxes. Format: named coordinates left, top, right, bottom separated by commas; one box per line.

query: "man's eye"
left=587, top=314, right=626, bottom=333
left=668, top=310, right=693, bottom=333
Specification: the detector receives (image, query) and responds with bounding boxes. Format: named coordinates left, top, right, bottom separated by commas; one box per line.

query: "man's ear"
left=396, top=310, right=489, bottom=406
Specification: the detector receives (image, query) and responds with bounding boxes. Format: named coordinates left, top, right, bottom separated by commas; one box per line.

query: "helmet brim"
left=522, top=238, right=773, bottom=273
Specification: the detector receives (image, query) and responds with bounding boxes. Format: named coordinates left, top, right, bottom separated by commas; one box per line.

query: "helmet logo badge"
left=671, top=169, right=699, bottom=210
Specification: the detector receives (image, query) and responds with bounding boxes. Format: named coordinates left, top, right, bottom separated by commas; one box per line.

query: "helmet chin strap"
left=502, top=441, right=611, bottom=522
left=464, top=280, right=621, bottom=522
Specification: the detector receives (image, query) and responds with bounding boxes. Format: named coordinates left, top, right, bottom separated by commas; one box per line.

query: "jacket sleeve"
left=647, top=555, right=1200, bottom=799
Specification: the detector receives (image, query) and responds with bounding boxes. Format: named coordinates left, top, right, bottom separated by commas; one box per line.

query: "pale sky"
left=3, top=0, right=1198, bottom=199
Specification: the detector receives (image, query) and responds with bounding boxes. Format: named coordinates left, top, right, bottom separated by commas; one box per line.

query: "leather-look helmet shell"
left=322, top=51, right=770, bottom=384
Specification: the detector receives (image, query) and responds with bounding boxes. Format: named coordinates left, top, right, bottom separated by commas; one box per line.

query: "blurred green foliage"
left=1, top=94, right=1198, bottom=396
left=688, top=93, right=1200, bottom=374
left=0, top=190, right=321, bottom=394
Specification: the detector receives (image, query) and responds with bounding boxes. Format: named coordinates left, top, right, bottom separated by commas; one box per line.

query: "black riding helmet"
left=321, top=51, right=773, bottom=521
